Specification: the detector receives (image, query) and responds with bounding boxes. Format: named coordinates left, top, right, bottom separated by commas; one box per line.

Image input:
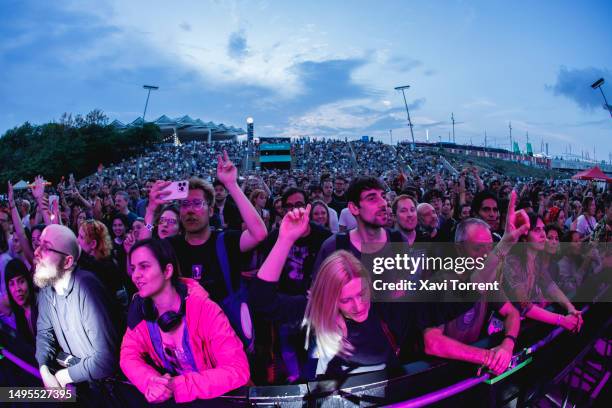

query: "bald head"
left=417, top=203, right=438, bottom=229
left=41, top=224, right=81, bottom=260
left=417, top=203, right=434, bottom=216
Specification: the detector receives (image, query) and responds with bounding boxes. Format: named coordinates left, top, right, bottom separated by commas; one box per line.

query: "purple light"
left=0, top=349, right=42, bottom=380
left=385, top=375, right=490, bottom=408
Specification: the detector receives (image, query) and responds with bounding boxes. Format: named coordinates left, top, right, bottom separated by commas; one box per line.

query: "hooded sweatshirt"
left=120, top=278, right=249, bottom=403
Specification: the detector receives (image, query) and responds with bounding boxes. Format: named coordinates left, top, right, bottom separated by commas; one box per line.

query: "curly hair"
left=79, top=219, right=113, bottom=260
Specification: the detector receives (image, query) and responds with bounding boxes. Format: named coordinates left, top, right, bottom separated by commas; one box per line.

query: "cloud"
left=285, top=95, right=428, bottom=138
left=462, top=98, right=496, bottom=109
left=227, top=30, right=248, bottom=60
left=283, top=58, right=373, bottom=107
left=548, top=66, right=612, bottom=111
left=387, top=55, right=422, bottom=73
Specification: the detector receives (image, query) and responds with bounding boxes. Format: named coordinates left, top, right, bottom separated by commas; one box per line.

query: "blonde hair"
left=79, top=220, right=113, bottom=260
left=249, top=189, right=267, bottom=206
left=302, top=250, right=371, bottom=359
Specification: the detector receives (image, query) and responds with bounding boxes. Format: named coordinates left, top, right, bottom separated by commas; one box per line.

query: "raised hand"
left=7, top=181, right=14, bottom=206
left=148, top=180, right=172, bottom=209
left=123, top=231, right=136, bottom=254
left=279, top=204, right=311, bottom=243
left=31, top=175, right=46, bottom=200
left=503, top=190, right=530, bottom=243
left=217, top=150, right=238, bottom=187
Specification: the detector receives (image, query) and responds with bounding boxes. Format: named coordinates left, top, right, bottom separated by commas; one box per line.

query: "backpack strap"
left=215, top=231, right=233, bottom=295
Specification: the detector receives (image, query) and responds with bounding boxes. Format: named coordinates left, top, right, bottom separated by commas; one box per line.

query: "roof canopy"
left=571, top=166, right=612, bottom=182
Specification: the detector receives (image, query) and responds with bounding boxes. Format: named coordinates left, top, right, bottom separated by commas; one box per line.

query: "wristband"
left=503, top=334, right=517, bottom=344
left=556, top=314, right=562, bottom=326
left=145, top=223, right=155, bottom=232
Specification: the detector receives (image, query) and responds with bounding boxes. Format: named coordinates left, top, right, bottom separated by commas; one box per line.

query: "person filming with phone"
left=140, top=150, right=268, bottom=304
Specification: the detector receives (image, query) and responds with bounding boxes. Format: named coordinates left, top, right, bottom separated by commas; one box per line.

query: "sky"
left=0, top=0, right=610, bottom=158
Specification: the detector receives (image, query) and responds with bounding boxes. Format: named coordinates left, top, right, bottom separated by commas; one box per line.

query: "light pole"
left=394, top=85, right=415, bottom=147
left=451, top=112, right=456, bottom=143
left=246, top=117, right=254, bottom=171
left=142, top=85, right=159, bottom=124
left=591, top=78, right=612, bottom=119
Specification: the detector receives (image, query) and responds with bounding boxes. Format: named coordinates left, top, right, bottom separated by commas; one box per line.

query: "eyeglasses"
left=180, top=199, right=207, bottom=210
left=284, top=202, right=305, bottom=210
left=159, top=217, right=178, bottom=225
left=38, top=242, right=71, bottom=257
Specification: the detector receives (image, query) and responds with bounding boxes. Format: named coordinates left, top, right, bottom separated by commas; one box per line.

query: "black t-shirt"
left=329, top=194, right=348, bottom=215
left=325, top=310, right=396, bottom=378
left=260, top=222, right=332, bottom=295
left=167, top=230, right=242, bottom=303
left=312, top=229, right=404, bottom=281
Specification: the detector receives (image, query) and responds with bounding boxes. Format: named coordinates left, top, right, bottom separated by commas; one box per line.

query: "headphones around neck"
left=142, top=282, right=187, bottom=333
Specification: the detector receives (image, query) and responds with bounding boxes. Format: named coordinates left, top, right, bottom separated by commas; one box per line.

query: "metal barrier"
left=1, top=302, right=609, bottom=407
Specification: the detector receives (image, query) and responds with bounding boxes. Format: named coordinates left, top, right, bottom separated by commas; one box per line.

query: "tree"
left=0, top=110, right=162, bottom=191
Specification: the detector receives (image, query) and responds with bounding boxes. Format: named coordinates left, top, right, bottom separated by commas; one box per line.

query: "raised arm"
left=250, top=206, right=311, bottom=324
left=471, top=190, right=529, bottom=286
left=216, top=150, right=267, bottom=252
left=7, top=182, right=34, bottom=265
left=257, top=205, right=310, bottom=283
left=141, top=180, right=172, bottom=240
left=31, top=175, right=53, bottom=226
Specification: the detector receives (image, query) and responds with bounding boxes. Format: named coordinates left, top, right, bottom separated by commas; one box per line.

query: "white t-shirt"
left=576, top=214, right=597, bottom=238
left=339, top=208, right=357, bottom=231
left=328, top=208, right=340, bottom=233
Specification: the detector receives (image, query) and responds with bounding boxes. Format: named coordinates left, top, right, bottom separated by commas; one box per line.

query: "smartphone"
left=160, top=180, right=189, bottom=201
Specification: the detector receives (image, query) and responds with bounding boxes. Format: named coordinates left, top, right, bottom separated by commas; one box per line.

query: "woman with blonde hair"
left=250, top=188, right=270, bottom=229
left=309, top=200, right=332, bottom=231
left=77, top=219, right=125, bottom=303
left=250, top=205, right=460, bottom=381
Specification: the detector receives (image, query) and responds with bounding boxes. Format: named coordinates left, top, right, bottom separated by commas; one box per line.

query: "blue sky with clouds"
left=1, top=0, right=610, bottom=157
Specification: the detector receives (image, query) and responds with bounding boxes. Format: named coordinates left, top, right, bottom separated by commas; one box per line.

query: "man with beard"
left=211, top=179, right=241, bottom=230
left=313, top=176, right=402, bottom=277
left=328, top=175, right=349, bottom=215
left=416, top=203, right=439, bottom=242
left=145, top=151, right=267, bottom=304
left=34, top=224, right=119, bottom=402
left=392, top=195, right=418, bottom=245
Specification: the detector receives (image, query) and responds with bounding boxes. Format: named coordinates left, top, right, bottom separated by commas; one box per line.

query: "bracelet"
left=556, top=314, right=562, bottom=326
left=503, top=334, right=517, bottom=344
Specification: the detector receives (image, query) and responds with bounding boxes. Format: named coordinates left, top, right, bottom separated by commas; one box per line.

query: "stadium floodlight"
left=394, top=85, right=416, bottom=146
left=591, top=78, right=604, bottom=89
left=142, top=85, right=159, bottom=124
left=590, top=78, right=612, bottom=119
left=246, top=117, right=254, bottom=124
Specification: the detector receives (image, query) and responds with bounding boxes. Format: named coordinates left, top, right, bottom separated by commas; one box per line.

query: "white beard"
left=33, top=260, right=64, bottom=289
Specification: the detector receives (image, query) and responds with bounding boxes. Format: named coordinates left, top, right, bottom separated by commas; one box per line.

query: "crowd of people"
left=0, top=138, right=610, bottom=406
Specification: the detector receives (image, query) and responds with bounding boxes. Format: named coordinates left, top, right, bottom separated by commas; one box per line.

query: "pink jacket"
left=120, top=278, right=250, bottom=403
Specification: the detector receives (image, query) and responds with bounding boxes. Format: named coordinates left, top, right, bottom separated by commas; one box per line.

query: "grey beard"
left=33, top=264, right=66, bottom=289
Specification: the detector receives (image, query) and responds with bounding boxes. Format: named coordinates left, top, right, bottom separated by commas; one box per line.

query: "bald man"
left=34, top=225, right=119, bottom=400
left=416, top=202, right=439, bottom=241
